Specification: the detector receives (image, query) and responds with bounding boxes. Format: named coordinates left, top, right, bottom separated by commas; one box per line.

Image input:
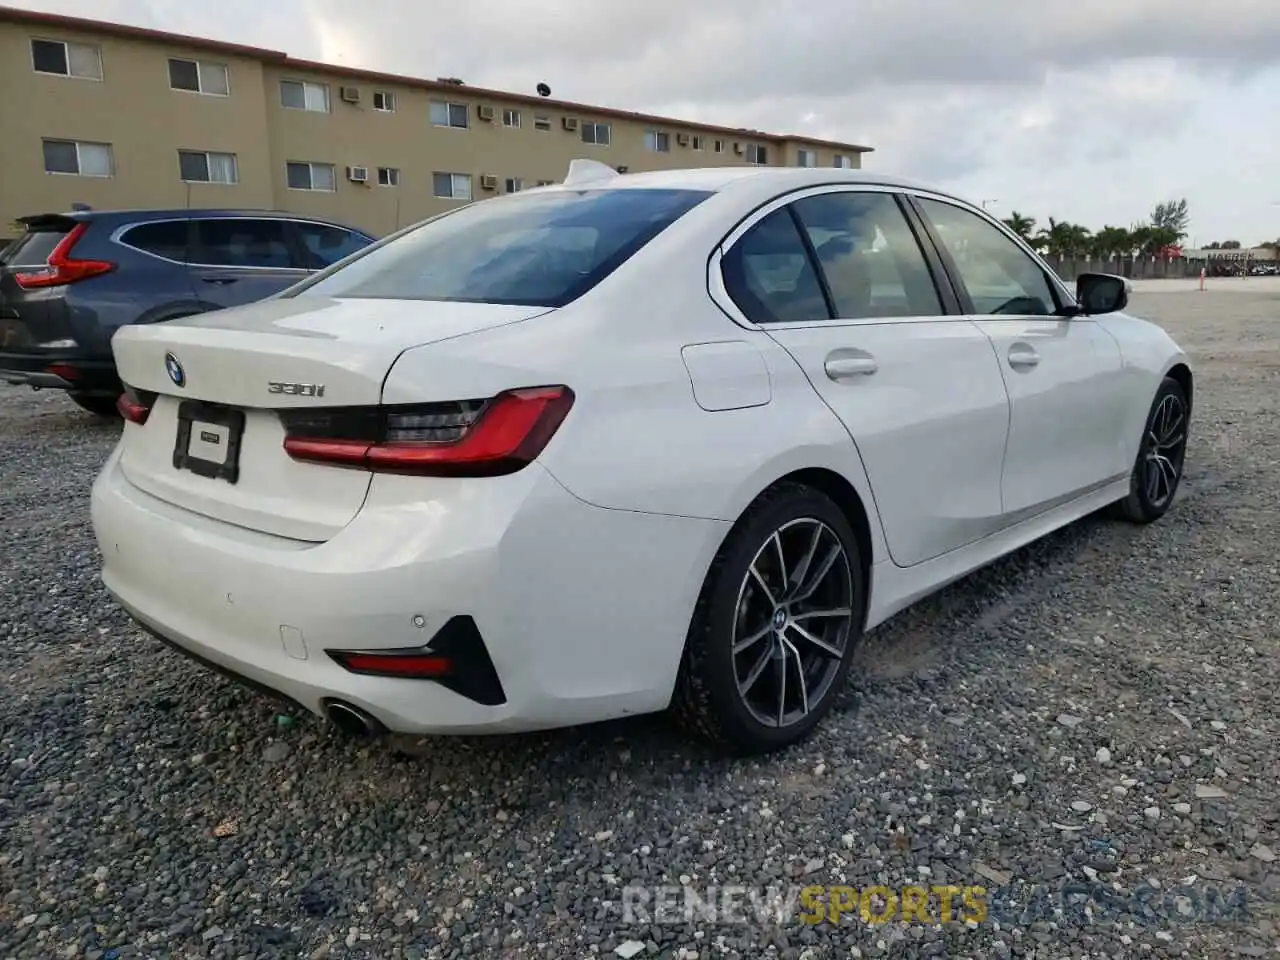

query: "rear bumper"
left=0, top=349, right=118, bottom=393
left=90, top=445, right=726, bottom=734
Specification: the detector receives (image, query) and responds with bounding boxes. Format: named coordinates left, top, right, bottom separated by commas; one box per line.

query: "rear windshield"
left=0, top=228, right=70, bottom=266
left=290, top=188, right=713, bottom=308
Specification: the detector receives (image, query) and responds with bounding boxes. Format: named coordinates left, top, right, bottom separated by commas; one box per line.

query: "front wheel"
left=672, top=483, right=864, bottom=754
left=1110, top=376, right=1189, bottom=524
left=69, top=392, right=121, bottom=418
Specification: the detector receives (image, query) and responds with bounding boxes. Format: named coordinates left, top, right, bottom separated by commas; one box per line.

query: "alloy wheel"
left=1142, top=392, right=1187, bottom=508
left=731, top=518, right=854, bottom=728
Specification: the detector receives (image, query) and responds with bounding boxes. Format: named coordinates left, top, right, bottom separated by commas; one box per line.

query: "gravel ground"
left=2, top=286, right=1278, bottom=960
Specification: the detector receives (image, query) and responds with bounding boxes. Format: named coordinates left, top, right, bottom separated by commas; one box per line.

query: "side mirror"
left=1076, top=272, right=1130, bottom=315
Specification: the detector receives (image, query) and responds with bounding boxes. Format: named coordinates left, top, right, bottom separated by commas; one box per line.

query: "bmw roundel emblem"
left=164, top=352, right=186, bottom=388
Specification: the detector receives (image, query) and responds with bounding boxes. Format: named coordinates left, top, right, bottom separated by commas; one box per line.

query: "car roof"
left=532, top=165, right=965, bottom=203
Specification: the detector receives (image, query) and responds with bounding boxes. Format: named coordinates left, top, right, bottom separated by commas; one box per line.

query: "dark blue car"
left=0, top=208, right=375, bottom=415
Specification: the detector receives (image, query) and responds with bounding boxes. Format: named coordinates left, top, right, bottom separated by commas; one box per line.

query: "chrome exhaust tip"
left=324, top=700, right=387, bottom=738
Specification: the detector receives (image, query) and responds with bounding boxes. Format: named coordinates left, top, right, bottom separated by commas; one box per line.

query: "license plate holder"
left=173, top=399, right=245, bottom=484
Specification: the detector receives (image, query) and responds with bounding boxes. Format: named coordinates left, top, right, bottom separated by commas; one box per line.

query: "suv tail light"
left=13, top=223, right=115, bottom=289
left=281, top=385, right=575, bottom=477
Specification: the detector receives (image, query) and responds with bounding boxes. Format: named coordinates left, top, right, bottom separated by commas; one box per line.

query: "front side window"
left=721, top=208, right=829, bottom=325
left=293, top=222, right=371, bottom=269
left=915, top=197, right=1057, bottom=316
left=290, top=187, right=712, bottom=309
left=791, top=192, right=942, bottom=319
left=193, top=219, right=293, bottom=268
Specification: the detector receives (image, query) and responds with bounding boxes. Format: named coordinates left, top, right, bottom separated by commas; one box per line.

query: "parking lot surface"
left=2, top=285, right=1278, bottom=959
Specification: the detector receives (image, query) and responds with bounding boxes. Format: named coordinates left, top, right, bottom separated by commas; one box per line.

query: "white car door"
left=909, top=195, right=1130, bottom=521
left=712, top=187, right=1011, bottom=568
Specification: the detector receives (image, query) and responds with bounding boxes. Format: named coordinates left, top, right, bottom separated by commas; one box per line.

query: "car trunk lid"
left=112, top=295, right=550, bottom=541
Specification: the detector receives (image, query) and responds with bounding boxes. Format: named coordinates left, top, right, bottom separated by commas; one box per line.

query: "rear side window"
left=193, top=218, right=294, bottom=269
left=1, top=228, right=69, bottom=266
left=720, top=208, right=830, bottom=324
left=292, top=188, right=712, bottom=307
left=292, top=222, right=371, bottom=269
left=120, top=221, right=190, bottom=262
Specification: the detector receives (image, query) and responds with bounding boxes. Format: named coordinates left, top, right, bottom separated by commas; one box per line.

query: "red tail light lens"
left=281, top=385, right=574, bottom=477
left=13, top=223, right=115, bottom=289
left=117, top=386, right=156, bottom=424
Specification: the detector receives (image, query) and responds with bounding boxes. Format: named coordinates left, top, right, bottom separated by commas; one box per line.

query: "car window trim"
left=708, top=183, right=966, bottom=331
left=110, top=216, right=369, bottom=272
left=902, top=192, right=1077, bottom=316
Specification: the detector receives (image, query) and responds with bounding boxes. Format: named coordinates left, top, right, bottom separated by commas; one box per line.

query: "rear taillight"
left=281, top=385, right=574, bottom=477
left=13, top=223, right=115, bottom=289
left=117, top=386, right=156, bottom=425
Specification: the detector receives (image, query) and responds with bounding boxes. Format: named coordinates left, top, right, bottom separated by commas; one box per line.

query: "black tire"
left=69, top=392, right=121, bottom=418
left=1109, top=376, right=1189, bottom=524
left=672, top=482, right=865, bottom=754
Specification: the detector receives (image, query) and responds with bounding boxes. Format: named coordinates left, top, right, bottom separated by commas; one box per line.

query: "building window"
left=503, top=108, right=521, bottom=128
left=178, top=150, right=238, bottom=184
left=746, top=144, right=768, bottom=165
left=372, top=90, right=396, bottom=112
left=796, top=149, right=817, bottom=167
left=286, top=160, right=336, bottom=191
left=833, top=154, right=854, bottom=169
left=504, top=177, right=522, bottom=193
left=580, top=121, right=611, bottom=146
left=691, top=136, right=705, bottom=151
left=714, top=139, right=726, bottom=154
left=644, top=130, right=671, bottom=153
left=30, top=38, right=102, bottom=80
left=430, top=100, right=469, bottom=128
left=377, top=166, right=400, bottom=187
left=42, top=139, right=112, bottom=177
left=534, top=179, right=555, bottom=186
left=280, top=80, right=329, bottom=113
left=533, top=115, right=551, bottom=131
left=432, top=172, right=472, bottom=200
left=168, top=58, right=229, bottom=96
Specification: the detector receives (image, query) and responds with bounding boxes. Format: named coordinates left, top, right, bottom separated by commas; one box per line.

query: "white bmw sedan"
left=91, top=161, right=1192, bottom=754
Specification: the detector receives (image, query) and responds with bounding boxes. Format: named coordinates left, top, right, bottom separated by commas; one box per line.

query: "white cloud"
left=22, top=0, right=1280, bottom=244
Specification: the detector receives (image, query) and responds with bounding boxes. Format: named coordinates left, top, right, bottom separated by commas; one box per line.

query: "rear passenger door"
left=715, top=187, right=1011, bottom=568
left=188, top=217, right=310, bottom=309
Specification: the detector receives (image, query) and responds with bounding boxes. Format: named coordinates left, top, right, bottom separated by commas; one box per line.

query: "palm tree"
left=1002, top=211, right=1036, bottom=242
left=1037, top=218, right=1092, bottom=258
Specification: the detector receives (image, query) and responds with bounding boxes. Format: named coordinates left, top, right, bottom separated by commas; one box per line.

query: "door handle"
left=824, top=352, right=878, bottom=380
left=1007, top=344, right=1040, bottom=370
left=200, top=276, right=238, bottom=285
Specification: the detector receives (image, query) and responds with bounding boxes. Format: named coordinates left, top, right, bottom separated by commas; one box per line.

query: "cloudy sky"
left=23, top=0, right=1280, bottom=245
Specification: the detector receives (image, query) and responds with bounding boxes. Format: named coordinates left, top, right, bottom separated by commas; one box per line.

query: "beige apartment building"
left=0, top=6, right=872, bottom=240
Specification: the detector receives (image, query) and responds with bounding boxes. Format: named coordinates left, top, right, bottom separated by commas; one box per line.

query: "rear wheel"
left=1110, top=376, right=1189, bottom=523
left=672, top=482, right=864, bottom=754
left=69, top=392, right=120, bottom=418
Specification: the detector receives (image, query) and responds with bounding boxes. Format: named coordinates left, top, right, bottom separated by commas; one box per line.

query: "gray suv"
left=0, top=208, right=375, bottom=415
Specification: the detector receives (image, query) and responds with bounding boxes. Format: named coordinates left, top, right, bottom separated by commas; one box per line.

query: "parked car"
left=90, top=161, right=1192, bottom=754
left=0, top=208, right=375, bottom=415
